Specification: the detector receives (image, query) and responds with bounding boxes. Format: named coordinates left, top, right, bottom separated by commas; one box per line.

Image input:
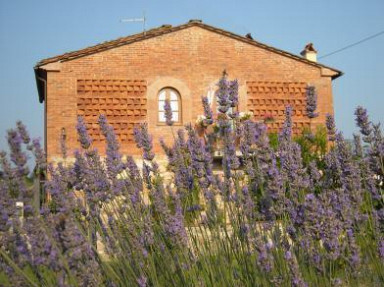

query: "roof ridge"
left=34, top=20, right=342, bottom=79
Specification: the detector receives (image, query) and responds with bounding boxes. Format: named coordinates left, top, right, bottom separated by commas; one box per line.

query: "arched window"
left=158, top=88, right=181, bottom=124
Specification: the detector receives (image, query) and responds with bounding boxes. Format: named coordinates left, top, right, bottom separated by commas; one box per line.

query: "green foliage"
left=268, top=126, right=328, bottom=166
left=268, top=132, right=279, bottom=151
left=0, top=272, right=10, bottom=286
left=294, top=125, right=328, bottom=166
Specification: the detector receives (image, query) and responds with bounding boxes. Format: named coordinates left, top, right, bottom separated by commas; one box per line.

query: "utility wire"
left=318, top=29, right=384, bottom=59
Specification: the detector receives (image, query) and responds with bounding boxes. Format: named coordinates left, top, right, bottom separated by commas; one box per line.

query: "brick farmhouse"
left=34, top=20, right=342, bottom=162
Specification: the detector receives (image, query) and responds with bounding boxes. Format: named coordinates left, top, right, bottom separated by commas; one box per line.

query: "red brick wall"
left=42, top=26, right=335, bottom=161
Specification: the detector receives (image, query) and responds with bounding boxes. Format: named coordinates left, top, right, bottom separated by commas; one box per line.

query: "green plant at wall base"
left=268, top=126, right=328, bottom=166
left=294, top=125, right=328, bottom=166
left=268, top=132, right=279, bottom=151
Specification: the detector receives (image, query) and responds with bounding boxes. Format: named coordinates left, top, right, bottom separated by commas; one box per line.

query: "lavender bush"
left=0, top=76, right=383, bottom=286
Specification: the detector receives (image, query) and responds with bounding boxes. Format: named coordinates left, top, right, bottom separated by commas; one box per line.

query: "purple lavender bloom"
left=134, top=123, right=155, bottom=161
left=284, top=250, right=308, bottom=287
left=186, top=124, right=209, bottom=179
left=379, top=239, right=384, bottom=259
left=160, top=137, right=172, bottom=159
left=335, top=133, right=362, bottom=209
left=187, top=204, right=202, bottom=212
left=142, top=162, right=152, bottom=189
left=353, top=134, right=363, bottom=157
left=125, top=156, right=143, bottom=195
left=164, top=98, right=174, bottom=126
left=280, top=106, right=293, bottom=142
left=228, top=79, right=239, bottom=107
left=7, top=129, right=29, bottom=176
left=126, top=156, right=140, bottom=178
left=308, top=161, right=321, bottom=185
left=2, top=78, right=384, bottom=285
left=162, top=132, right=196, bottom=193
left=255, top=239, right=273, bottom=273
left=60, top=129, right=67, bottom=159
left=228, top=111, right=239, bottom=119
left=280, top=140, right=308, bottom=194
left=285, top=250, right=292, bottom=260
left=30, top=138, right=46, bottom=169
left=305, top=85, right=319, bottom=118
left=241, top=186, right=255, bottom=220
left=166, top=189, right=188, bottom=246
left=239, top=120, right=266, bottom=160
left=355, top=106, right=372, bottom=139
left=346, top=229, right=361, bottom=269
left=222, top=124, right=240, bottom=179
left=98, top=115, right=123, bottom=177
left=368, top=123, right=384, bottom=176
left=266, top=155, right=285, bottom=217
left=137, top=275, right=147, bottom=287
left=303, top=191, right=344, bottom=262
left=216, top=72, right=230, bottom=114
left=332, top=278, right=343, bottom=286
left=201, top=96, right=213, bottom=125
left=238, top=120, right=253, bottom=158
left=325, top=113, right=336, bottom=141
left=16, top=121, right=30, bottom=144
left=76, top=116, right=92, bottom=149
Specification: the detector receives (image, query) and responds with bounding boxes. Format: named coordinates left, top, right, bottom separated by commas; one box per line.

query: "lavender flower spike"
left=134, top=123, right=155, bottom=161
left=325, top=113, right=336, bottom=141
left=16, top=121, right=30, bottom=144
left=216, top=71, right=230, bottom=114
left=164, top=98, right=174, bottom=126
left=76, top=116, right=92, bottom=149
left=305, top=85, right=319, bottom=118
left=229, top=79, right=239, bottom=108
left=60, top=128, right=67, bottom=159
left=280, top=105, right=293, bottom=142
left=355, top=106, right=372, bottom=140
left=98, top=115, right=123, bottom=177
left=201, top=96, right=213, bottom=125
left=7, top=129, right=28, bottom=175
left=137, top=275, right=147, bottom=287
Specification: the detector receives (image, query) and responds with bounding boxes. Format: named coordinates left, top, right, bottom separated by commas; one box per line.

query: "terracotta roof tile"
left=35, top=20, right=342, bottom=78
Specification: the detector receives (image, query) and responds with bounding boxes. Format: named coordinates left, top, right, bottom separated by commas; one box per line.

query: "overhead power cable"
left=319, top=29, right=384, bottom=59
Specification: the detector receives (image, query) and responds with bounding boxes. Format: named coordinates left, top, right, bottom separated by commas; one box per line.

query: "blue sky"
left=0, top=0, right=383, bottom=153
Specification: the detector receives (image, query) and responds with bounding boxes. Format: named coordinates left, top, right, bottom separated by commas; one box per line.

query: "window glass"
left=170, top=91, right=178, bottom=101
left=158, top=88, right=181, bottom=124
left=170, top=101, right=178, bottom=111
left=158, top=91, right=166, bottom=100
left=158, top=112, right=165, bottom=122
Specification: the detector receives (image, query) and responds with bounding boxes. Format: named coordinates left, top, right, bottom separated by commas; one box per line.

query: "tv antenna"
left=120, top=12, right=146, bottom=35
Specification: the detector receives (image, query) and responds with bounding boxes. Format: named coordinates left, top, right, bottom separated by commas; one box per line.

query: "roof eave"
left=34, top=20, right=343, bottom=79
left=34, top=67, right=46, bottom=103
left=332, top=71, right=344, bottom=80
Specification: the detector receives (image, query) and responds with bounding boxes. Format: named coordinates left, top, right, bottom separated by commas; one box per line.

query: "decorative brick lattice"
left=247, top=81, right=310, bottom=134
left=77, top=79, right=147, bottom=143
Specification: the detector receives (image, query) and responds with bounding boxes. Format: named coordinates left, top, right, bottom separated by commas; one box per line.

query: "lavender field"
left=0, top=75, right=383, bottom=286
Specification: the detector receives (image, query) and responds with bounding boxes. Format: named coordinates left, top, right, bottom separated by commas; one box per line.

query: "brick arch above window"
left=147, top=77, right=192, bottom=130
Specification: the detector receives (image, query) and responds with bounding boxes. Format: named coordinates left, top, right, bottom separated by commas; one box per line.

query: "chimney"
left=301, top=43, right=317, bottom=62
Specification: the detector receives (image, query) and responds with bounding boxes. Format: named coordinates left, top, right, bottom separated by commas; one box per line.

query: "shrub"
left=0, top=76, right=383, bottom=286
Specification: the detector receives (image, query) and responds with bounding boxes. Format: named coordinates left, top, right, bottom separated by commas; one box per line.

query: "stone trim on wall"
left=147, top=76, right=192, bottom=130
